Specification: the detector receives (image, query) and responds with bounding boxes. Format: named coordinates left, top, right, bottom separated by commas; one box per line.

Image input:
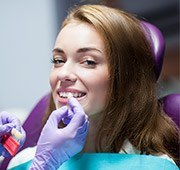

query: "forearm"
left=30, top=157, right=58, bottom=170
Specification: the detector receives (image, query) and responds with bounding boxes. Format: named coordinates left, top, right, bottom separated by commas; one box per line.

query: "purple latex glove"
left=0, top=111, right=26, bottom=157
left=30, top=97, right=89, bottom=170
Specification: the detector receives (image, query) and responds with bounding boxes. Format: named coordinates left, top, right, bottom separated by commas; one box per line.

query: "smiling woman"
left=37, top=3, right=179, bottom=167
left=41, top=4, right=179, bottom=167
left=3, top=4, right=179, bottom=170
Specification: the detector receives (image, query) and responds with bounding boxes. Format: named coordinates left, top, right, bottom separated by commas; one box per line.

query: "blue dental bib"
left=9, top=153, right=179, bottom=170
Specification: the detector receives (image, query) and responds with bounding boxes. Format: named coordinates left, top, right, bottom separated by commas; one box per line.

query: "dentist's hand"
left=0, top=111, right=26, bottom=157
left=30, top=97, right=89, bottom=170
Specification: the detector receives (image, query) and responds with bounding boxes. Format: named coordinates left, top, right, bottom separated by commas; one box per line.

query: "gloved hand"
left=0, top=111, right=26, bottom=157
left=30, top=96, right=89, bottom=170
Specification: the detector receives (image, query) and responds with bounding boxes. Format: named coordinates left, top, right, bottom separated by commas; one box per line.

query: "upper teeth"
left=59, top=92, right=84, bottom=98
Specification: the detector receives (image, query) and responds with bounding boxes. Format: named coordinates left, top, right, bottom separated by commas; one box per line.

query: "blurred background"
left=0, top=0, right=179, bottom=122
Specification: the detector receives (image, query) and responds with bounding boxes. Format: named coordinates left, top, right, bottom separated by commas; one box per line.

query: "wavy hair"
left=43, top=5, right=179, bottom=165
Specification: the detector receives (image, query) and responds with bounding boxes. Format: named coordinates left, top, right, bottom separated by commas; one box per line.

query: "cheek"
left=49, top=70, right=60, bottom=108
left=90, top=76, right=108, bottom=93
left=92, top=76, right=109, bottom=103
left=89, top=67, right=109, bottom=92
left=82, top=70, right=109, bottom=114
left=49, top=70, right=58, bottom=90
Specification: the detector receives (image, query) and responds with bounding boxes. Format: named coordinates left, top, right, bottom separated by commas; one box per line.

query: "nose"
left=57, top=61, right=77, bottom=86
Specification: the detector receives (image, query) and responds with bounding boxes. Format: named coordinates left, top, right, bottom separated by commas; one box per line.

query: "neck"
left=82, top=113, right=101, bottom=153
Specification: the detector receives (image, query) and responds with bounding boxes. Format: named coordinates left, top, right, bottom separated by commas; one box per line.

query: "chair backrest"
left=22, top=93, right=50, bottom=148
left=142, top=22, right=179, bottom=128
left=161, top=94, right=180, bottom=128
left=141, top=21, right=165, bottom=80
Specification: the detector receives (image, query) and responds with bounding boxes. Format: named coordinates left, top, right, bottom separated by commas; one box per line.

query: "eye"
left=51, top=58, right=65, bottom=66
left=83, top=59, right=97, bottom=67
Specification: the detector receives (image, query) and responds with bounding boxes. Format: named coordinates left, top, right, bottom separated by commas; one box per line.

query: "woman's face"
left=50, top=22, right=109, bottom=115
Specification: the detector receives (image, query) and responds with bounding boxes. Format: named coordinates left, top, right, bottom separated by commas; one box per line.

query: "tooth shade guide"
left=68, top=93, right=73, bottom=99
left=11, top=128, right=23, bottom=140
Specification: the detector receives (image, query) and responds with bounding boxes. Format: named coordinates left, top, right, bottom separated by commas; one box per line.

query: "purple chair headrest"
left=162, top=94, right=180, bottom=128
left=22, top=93, right=50, bottom=147
left=141, top=21, right=165, bottom=80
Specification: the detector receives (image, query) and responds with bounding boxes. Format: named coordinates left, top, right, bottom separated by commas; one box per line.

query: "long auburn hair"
left=43, top=5, right=179, bottom=165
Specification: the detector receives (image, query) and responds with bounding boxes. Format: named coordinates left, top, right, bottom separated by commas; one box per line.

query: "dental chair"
left=1, top=22, right=179, bottom=170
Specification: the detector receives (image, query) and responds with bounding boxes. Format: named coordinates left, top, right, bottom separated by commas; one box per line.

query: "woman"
left=6, top=4, right=180, bottom=169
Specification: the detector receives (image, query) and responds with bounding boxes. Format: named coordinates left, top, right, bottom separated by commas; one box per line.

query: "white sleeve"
left=7, top=146, right=36, bottom=169
left=119, top=140, right=176, bottom=164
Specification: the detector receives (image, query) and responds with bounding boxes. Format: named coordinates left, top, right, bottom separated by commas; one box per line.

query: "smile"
left=58, top=92, right=86, bottom=98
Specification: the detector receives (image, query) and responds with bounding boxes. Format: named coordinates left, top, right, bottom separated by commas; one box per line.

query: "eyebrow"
left=77, top=47, right=103, bottom=54
left=52, top=47, right=103, bottom=54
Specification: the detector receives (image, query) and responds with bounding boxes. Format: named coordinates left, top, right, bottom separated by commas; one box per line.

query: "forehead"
left=54, top=22, right=105, bottom=51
